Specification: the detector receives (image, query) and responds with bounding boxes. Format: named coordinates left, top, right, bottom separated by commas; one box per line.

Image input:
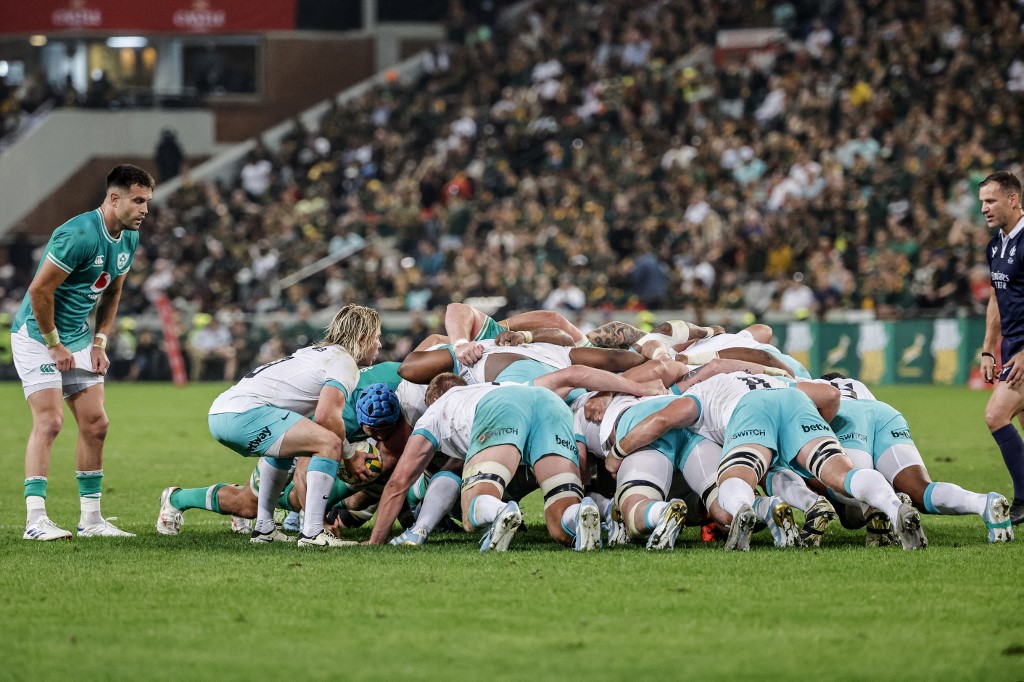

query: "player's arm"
left=670, top=358, right=781, bottom=394
left=413, top=333, right=449, bottom=351
left=366, top=434, right=435, bottom=544
left=533, top=364, right=667, bottom=400
left=982, top=290, right=1001, bottom=383
left=607, top=398, right=700, bottom=475
left=90, top=272, right=127, bottom=374
left=27, top=259, right=74, bottom=371
left=444, top=302, right=486, bottom=366
left=794, top=382, right=841, bottom=422
left=682, top=347, right=793, bottom=377
left=398, top=347, right=456, bottom=384
left=569, top=347, right=649, bottom=372
left=502, top=309, right=585, bottom=344
left=495, top=328, right=574, bottom=346
left=314, top=386, right=370, bottom=483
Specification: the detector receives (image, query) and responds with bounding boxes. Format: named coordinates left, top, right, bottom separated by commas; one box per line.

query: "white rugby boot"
left=574, top=497, right=602, bottom=551
left=894, top=502, right=928, bottom=551
left=480, top=501, right=522, bottom=553
left=646, top=499, right=687, bottom=550
left=297, top=529, right=357, bottom=548
left=156, top=486, right=184, bottom=536
left=724, top=504, right=757, bottom=552
left=23, top=515, right=72, bottom=541
left=982, top=492, right=1013, bottom=543
left=78, top=518, right=136, bottom=538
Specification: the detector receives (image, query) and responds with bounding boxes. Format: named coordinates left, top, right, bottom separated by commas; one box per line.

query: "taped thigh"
left=613, top=449, right=672, bottom=508
left=540, top=472, right=584, bottom=510
left=804, top=438, right=845, bottom=481
left=461, top=460, right=514, bottom=497
left=717, top=446, right=767, bottom=483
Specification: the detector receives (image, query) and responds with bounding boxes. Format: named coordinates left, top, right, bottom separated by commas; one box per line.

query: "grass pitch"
left=0, top=382, right=1021, bottom=680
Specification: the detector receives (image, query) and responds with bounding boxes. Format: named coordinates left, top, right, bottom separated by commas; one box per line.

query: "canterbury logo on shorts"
left=40, top=364, right=56, bottom=374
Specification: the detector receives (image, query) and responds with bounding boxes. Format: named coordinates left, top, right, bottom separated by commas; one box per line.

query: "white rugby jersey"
left=210, top=345, right=360, bottom=416
left=685, top=330, right=762, bottom=353
left=396, top=380, right=428, bottom=426
left=466, top=340, right=573, bottom=383
left=811, top=377, right=876, bottom=401
left=411, top=383, right=507, bottom=460
left=684, top=371, right=789, bottom=444
left=571, top=392, right=609, bottom=459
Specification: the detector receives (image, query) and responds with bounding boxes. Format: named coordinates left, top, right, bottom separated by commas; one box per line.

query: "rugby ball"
left=339, top=441, right=384, bottom=485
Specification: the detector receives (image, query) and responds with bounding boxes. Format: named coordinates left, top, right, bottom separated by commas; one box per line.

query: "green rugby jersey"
left=342, top=361, right=403, bottom=442
left=13, top=209, right=138, bottom=352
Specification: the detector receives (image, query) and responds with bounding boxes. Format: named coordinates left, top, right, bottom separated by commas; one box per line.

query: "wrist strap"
left=609, top=441, right=628, bottom=460
left=981, top=352, right=996, bottom=360
left=520, top=330, right=533, bottom=344
left=341, top=441, right=357, bottom=461
left=42, top=329, right=60, bottom=348
left=93, top=333, right=108, bottom=349
left=453, top=338, right=469, bottom=348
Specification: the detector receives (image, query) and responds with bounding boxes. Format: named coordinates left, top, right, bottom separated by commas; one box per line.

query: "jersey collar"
left=1001, top=215, right=1024, bottom=243
left=95, top=208, right=122, bottom=244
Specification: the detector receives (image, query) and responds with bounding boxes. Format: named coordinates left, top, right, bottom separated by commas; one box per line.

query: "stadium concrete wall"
left=0, top=109, right=214, bottom=237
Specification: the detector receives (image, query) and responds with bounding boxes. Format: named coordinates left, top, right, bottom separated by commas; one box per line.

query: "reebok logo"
left=247, top=426, right=273, bottom=453
left=555, top=434, right=573, bottom=449
left=40, top=363, right=56, bottom=374
left=890, top=429, right=911, bottom=439
left=802, top=423, right=829, bottom=433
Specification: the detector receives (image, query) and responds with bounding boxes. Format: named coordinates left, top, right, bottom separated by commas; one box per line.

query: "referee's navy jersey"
left=988, top=216, right=1024, bottom=361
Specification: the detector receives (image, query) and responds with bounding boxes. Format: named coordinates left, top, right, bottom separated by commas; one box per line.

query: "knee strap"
left=805, top=439, right=844, bottom=480
left=717, top=447, right=767, bottom=483
left=701, top=483, right=718, bottom=510
left=613, top=479, right=666, bottom=538
left=540, top=472, right=584, bottom=509
left=461, top=460, right=514, bottom=497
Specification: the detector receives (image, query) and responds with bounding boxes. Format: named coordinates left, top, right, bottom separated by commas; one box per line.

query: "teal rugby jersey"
left=13, top=209, right=138, bottom=352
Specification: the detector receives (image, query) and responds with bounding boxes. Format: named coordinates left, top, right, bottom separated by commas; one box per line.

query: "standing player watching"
left=12, top=164, right=154, bottom=540
left=980, top=171, right=1024, bottom=525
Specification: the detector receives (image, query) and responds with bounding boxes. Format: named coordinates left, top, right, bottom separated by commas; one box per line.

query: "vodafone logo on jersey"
left=91, top=271, right=112, bottom=294
left=52, top=0, right=102, bottom=28
left=172, top=0, right=225, bottom=32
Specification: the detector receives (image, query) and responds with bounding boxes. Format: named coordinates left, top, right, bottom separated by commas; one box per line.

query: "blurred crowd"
left=4, top=0, right=1023, bottom=381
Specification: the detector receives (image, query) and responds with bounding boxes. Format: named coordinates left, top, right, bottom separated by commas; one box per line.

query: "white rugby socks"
left=843, top=468, right=902, bottom=525
left=718, top=478, right=755, bottom=517
left=924, top=482, right=986, bottom=516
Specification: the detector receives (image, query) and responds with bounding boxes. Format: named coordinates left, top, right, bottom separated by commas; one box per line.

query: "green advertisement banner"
left=771, top=318, right=988, bottom=386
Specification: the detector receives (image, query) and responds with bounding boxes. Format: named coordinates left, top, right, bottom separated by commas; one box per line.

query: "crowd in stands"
left=4, top=0, right=1023, bottom=381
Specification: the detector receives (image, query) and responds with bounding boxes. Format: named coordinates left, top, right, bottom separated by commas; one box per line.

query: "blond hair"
left=321, top=304, right=381, bottom=360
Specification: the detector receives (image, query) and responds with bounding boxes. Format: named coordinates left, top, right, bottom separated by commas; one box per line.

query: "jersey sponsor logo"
left=93, top=255, right=105, bottom=266
left=555, top=434, right=574, bottom=450
left=890, top=428, right=911, bottom=439
left=730, top=428, right=766, bottom=439
left=839, top=431, right=868, bottom=443
left=477, top=426, right=518, bottom=442
left=90, top=271, right=112, bottom=294
left=40, top=363, right=56, bottom=374
left=801, top=423, right=830, bottom=433
left=117, top=253, right=130, bottom=270
left=247, top=426, right=273, bottom=453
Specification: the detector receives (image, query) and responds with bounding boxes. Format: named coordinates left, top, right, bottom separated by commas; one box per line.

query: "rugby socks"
left=256, top=456, right=292, bottom=535
left=413, top=472, right=460, bottom=534
left=77, top=470, right=103, bottom=526
left=843, top=468, right=902, bottom=526
left=991, top=424, right=1024, bottom=500
left=641, top=500, right=669, bottom=531
left=588, top=492, right=613, bottom=519
left=765, top=468, right=818, bottom=511
left=169, top=484, right=227, bottom=513
left=922, top=482, right=986, bottom=516
left=751, top=495, right=777, bottom=523
left=560, top=503, right=582, bottom=537
left=718, top=478, right=755, bottom=517
left=25, top=477, right=47, bottom=525
left=302, top=456, right=339, bottom=538
left=466, top=494, right=504, bottom=530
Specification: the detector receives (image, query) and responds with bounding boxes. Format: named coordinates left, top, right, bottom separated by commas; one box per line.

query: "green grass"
left=0, top=383, right=1022, bottom=680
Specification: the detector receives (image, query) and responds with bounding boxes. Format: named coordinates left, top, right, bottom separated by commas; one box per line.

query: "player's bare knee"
left=80, top=413, right=110, bottom=441
left=32, top=413, right=64, bottom=442
left=984, top=404, right=1012, bottom=431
